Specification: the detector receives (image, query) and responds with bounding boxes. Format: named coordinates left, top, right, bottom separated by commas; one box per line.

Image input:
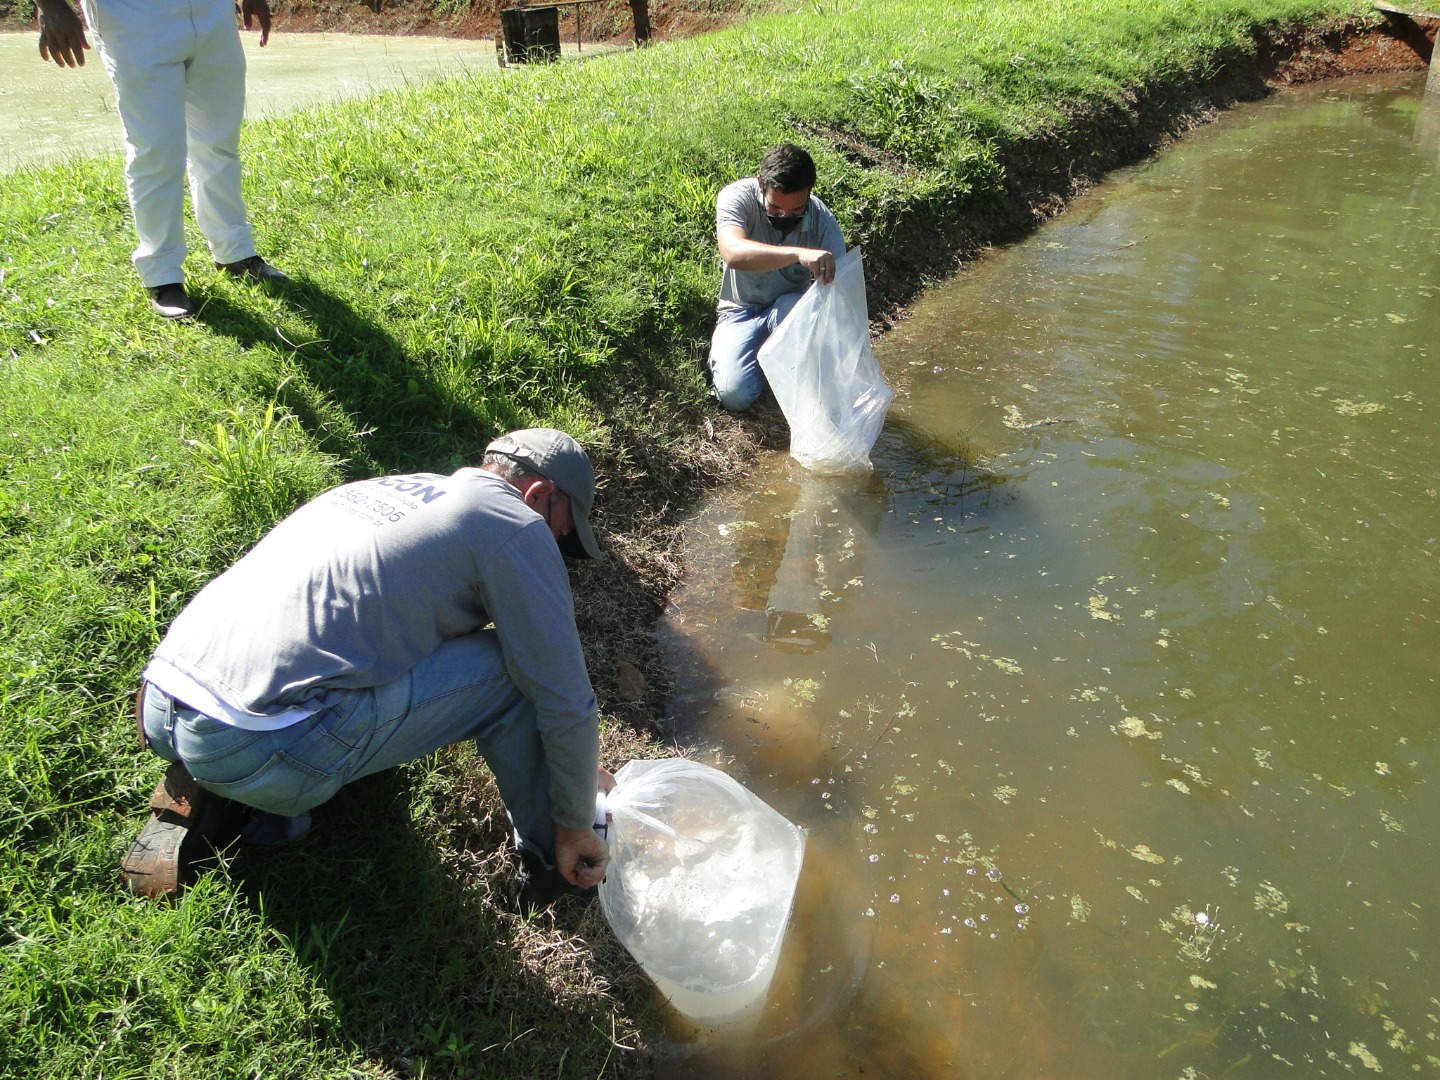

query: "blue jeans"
left=708, top=292, right=803, bottom=412
left=141, top=630, right=558, bottom=860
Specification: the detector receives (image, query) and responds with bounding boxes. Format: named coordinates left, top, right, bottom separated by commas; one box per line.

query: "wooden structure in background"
left=500, top=5, right=563, bottom=62
left=499, top=0, right=650, bottom=63
left=1373, top=1, right=1440, bottom=93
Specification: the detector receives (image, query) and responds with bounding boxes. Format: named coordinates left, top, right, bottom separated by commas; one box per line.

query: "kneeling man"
left=125, top=428, right=612, bottom=908
left=708, top=143, right=847, bottom=412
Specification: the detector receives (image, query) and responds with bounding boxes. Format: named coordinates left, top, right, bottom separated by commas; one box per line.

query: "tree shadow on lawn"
left=190, top=277, right=502, bottom=479
left=227, top=764, right=651, bottom=1077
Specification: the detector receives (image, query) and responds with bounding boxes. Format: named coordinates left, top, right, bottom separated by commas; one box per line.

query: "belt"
left=135, top=683, right=148, bottom=749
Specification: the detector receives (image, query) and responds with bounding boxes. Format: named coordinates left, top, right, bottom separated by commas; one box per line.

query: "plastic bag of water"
left=757, top=246, right=893, bottom=475
left=599, top=758, right=806, bottom=1021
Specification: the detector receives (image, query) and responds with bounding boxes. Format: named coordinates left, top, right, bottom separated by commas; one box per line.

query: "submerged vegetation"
left=0, top=0, right=1404, bottom=1076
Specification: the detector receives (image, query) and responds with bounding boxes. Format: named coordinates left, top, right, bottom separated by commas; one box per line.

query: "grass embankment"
left=0, top=0, right=1395, bottom=1076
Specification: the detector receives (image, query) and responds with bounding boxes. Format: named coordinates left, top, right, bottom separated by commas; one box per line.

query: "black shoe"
left=147, top=282, right=196, bottom=320
left=239, top=808, right=312, bottom=848
left=511, top=848, right=597, bottom=915
left=218, top=254, right=289, bottom=282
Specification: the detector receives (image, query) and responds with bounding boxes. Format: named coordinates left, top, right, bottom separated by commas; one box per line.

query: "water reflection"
left=1414, top=88, right=1440, bottom=164
left=731, top=468, right=888, bottom=655
left=660, top=73, right=1438, bottom=1079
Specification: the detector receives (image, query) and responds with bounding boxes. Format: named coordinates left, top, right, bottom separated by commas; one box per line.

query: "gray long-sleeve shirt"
left=143, top=468, right=599, bottom=829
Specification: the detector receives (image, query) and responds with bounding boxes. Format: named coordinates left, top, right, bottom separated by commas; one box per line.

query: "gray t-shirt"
left=144, top=468, right=599, bottom=829
left=715, top=176, right=847, bottom=313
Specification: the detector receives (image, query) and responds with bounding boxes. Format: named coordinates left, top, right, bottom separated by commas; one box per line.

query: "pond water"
left=658, top=74, right=1440, bottom=1078
left=0, top=30, right=614, bottom=171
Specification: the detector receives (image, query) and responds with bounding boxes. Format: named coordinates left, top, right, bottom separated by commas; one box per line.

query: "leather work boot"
left=217, top=254, right=289, bottom=282
left=119, top=762, right=244, bottom=899
left=146, top=282, right=197, bottom=320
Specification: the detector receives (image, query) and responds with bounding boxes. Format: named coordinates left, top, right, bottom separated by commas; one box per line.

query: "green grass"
left=0, top=0, right=1379, bottom=1075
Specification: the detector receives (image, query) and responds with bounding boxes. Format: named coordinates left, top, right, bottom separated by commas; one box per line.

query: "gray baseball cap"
left=485, top=428, right=603, bottom=560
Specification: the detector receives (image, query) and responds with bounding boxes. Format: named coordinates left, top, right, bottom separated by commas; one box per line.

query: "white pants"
left=80, top=0, right=256, bottom=286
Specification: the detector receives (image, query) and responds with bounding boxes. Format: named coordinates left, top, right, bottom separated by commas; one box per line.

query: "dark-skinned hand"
left=240, top=0, right=272, bottom=46
left=36, top=0, right=90, bottom=68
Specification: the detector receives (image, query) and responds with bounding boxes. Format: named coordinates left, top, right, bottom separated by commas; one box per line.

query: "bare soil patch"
left=268, top=0, right=748, bottom=42
left=0, top=0, right=748, bottom=42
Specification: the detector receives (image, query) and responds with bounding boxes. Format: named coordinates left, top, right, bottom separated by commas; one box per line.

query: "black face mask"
left=767, top=212, right=805, bottom=236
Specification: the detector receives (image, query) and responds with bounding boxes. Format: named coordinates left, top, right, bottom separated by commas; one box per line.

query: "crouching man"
left=708, top=143, right=848, bottom=412
left=124, top=429, right=612, bottom=909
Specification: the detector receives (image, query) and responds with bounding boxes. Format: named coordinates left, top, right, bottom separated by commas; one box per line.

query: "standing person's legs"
left=183, top=0, right=255, bottom=266
left=143, top=631, right=562, bottom=859
left=81, top=0, right=191, bottom=288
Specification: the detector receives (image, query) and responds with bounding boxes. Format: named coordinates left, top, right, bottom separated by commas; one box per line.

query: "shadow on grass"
left=224, top=765, right=648, bottom=1077
left=190, top=276, right=498, bottom=478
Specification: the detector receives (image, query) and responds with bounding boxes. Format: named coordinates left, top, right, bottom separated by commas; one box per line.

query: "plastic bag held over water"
left=757, top=246, right=894, bottom=474
left=598, top=758, right=806, bottom=1012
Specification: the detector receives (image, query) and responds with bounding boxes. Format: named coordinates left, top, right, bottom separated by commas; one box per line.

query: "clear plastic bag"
left=757, top=246, right=894, bottom=474
left=598, top=758, right=806, bottom=1018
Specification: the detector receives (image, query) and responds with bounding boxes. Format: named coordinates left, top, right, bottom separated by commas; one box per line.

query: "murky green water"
left=0, top=30, right=617, bottom=171
left=658, top=74, right=1439, bottom=1078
